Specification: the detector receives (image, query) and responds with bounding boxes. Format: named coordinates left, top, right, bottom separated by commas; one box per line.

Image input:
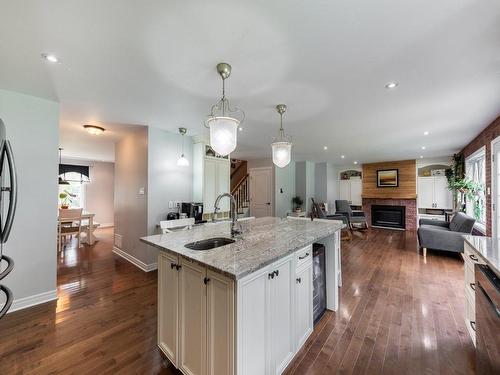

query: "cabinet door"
left=339, top=180, right=350, bottom=203
left=433, top=176, right=452, bottom=209
left=350, top=179, right=362, bottom=206
left=418, top=177, right=434, bottom=208
left=295, top=263, right=313, bottom=350
left=216, top=160, right=230, bottom=212
left=270, top=255, right=295, bottom=375
left=158, top=253, right=179, bottom=366
left=207, top=270, right=235, bottom=375
left=204, top=158, right=217, bottom=213
left=237, top=267, right=270, bottom=375
left=179, top=259, right=207, bottom=375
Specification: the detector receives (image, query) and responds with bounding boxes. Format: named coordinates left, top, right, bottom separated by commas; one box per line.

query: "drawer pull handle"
left=296, top=277, right=302, bottom=284
left=170, top=263, right=177, bottom=269
left=469, top=254, right=479, bottom=262
left=298, top=253, right=310, bottom=260
left=470, top=283, right=476, bottom=291
left=274, top=270, right=279, bottom=277
left=470, top=320, right=476, bottom=332
left=268, top=272, right=275, bottom=280
left=204, top=277, right=210, bottom=285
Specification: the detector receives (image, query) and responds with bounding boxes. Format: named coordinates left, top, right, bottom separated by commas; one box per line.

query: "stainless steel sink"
left=184, top=237, right=235, bottom=251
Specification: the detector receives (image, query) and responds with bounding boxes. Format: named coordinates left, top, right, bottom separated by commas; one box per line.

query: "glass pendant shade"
left=177, top=154, right=189, bottom=167
left=271, top=141, right=292, bottom=168
left=207, top=116, right=239, bottom=156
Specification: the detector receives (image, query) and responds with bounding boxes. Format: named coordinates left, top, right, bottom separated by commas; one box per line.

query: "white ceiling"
left=1, top=0, right=499, bottom=164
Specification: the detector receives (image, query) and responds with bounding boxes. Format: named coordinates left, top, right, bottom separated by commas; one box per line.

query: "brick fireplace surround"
left=362, top=198, right=417, bottom=230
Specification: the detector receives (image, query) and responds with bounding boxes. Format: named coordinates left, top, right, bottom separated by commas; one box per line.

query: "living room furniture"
left=335, top=200, right=368, bottom=229
left=417, top=212, right=475, bottom=256
left=311, top=199, right=351, bottom=240
left=58, top=208, right=83, bottom=252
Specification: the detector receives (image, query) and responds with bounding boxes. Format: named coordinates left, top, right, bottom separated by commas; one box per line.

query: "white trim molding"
left=113, top=246, right=158, bottom=272
left=8, top=289, right=58, bottom=313
left=99, top=223, right=114, bottom=228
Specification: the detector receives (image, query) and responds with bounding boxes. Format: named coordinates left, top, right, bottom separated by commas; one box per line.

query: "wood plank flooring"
left=0, top=227, right=475, bottom=374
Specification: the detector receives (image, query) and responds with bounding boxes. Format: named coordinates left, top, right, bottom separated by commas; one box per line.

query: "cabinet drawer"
left=464, top=244, right=485, bottom=268
left=295, top=245, right=312, bottom=269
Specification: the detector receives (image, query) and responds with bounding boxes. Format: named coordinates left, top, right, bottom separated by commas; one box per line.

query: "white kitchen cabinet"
left=193, top=139, right=230, bottom=216
left=158, top=252, right=180, bottom=366
left=270, top=256, right=295, bottom=375
left=207, top=269, right=235, bottom=375
left=339, top=178, right=362, bottom=206
left=179, top=259, right=207, bottom=375
left=294, top=261, right=313, bottom=350
left=418, top=176, right=452, bottom=209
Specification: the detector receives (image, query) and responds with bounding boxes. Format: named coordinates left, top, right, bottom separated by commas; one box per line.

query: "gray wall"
left=114, top=127, right=150, bottom=265
left=62, top=158, right=115, bottom=226
left=0, top=89, right=59, bottom=309
left=275, top=162, right=296, bottom=218
left=296, top=161, right=315, bottom=213
left=315, top=162, right=327, bottom=203
left=147, top=126, right=193, bottom=236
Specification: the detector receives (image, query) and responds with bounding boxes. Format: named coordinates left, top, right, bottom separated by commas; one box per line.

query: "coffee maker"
left=181, top=202, right=204, bottom=223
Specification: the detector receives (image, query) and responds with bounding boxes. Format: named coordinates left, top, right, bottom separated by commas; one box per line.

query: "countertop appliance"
left=0, top=118, right=18, bottom=320
left=312, top=243, right=326, bottom=324
left=475, top=264, right=500, bottom=374
left=181, top=202, right=203, bottom=223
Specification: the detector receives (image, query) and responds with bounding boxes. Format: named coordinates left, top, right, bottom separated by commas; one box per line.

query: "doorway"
left=249, top=167, right=273, bottom=217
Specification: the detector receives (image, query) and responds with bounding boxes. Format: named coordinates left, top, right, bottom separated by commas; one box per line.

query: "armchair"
left=311, top=198, right=351, bottom=240
left=335, top=200, right=368, bottom=229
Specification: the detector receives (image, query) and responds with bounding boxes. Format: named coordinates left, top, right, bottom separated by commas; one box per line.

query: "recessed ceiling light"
left=323, top=146, right=328, bottom=150
left=385, top=81, right=399, bottom=89
left=41, top=53, right=60, bottom=63
left=84, top=124, right=105, bottom=135
left=421, top=146, right=426, bottom=150
left=341, top=155, right=345, bottom=159
left=423, top=131, right=429, bottom=136
left=420, top=155, right=424, bottom=159
left=238, top=127, right=243, bottom=132
left=353, top=161, right=358, bottom=165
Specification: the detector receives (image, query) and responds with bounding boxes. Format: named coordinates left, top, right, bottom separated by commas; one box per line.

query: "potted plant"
left=292, top=196, right=303, bottom=212
left=447, top=177, right=484, bottom=220
left=59, top=190, right=75, bottom=209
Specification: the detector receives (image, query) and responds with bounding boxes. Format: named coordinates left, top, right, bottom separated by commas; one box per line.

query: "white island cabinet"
left=144, top=217, right=342, bottom=375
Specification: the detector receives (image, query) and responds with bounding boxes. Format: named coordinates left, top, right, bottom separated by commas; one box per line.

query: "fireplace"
left=371, top=205, right=405, bottom=229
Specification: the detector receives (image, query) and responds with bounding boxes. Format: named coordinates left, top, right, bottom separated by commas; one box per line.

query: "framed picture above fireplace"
left=377, top=169, right=399, bottom=187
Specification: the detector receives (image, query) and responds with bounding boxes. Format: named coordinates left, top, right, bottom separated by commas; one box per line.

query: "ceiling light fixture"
left=41, top=53, right=60, bottom=63
left=323, top=146, right=328, bottom=150
left=84, top=124, right=105, bottom=135
left=420, top=155, right=424, bottom=159
left=177, top=127, right=189, bottom=167
left=341, top=155, right=345, bottom=159
left=204, top=62, right=244, bottom=156
left=421, top=146, right=426, bottom=150
left=424, top=131, right=429, bottom=135
left=271, top=104, right=292, bottom=168
left=58, top=148, right=70, bottom=185
left=354, top=161, right=358, bottom=165
left=385, top=81, right=399, bottom=89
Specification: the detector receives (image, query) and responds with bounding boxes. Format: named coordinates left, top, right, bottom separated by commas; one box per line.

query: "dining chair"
left=160, top=218, right=195, bottom=234
left=58, top=208, right=83, bottom=252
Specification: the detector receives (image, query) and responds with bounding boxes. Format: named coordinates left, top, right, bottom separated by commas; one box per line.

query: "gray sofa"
left=417, top=212, right=475, bottom=256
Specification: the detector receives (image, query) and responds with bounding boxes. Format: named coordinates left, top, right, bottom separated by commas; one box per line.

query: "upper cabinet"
left=193, top=138, right=230, bottom=216
left=417, top=163, right=452, bottom=210
left=339, top=170, right=362, bottom=206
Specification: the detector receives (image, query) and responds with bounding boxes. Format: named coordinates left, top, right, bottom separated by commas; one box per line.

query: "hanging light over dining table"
left=204, top=63, right=244, bottom=156
left=271, top=104, right=292, bottom=168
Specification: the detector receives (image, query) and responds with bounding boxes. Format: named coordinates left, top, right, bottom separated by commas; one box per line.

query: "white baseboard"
left=113, top=246, right=157, bottom=272
left=99, top=223, right=114, bottom=228
left=8, top=289, right=58, bottom=314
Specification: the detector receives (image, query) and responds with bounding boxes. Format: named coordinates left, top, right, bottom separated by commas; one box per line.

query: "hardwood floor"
left=0, top=227, right=475, bottom=374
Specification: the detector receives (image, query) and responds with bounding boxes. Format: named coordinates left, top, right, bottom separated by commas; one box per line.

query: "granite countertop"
left=141, top=217, right=343, bottom=280
left=464, top=235, right=500, bottom=276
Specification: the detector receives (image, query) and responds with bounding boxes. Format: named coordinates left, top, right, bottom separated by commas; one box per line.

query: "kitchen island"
left=141, top=217, right=343, bottom=375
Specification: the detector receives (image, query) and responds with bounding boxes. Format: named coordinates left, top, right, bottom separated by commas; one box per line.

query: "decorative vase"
left=61, top=205, right=69, bottom=209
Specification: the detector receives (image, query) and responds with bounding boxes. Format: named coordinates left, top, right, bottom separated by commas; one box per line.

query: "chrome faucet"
left=214, top=193, right=241, bottom=237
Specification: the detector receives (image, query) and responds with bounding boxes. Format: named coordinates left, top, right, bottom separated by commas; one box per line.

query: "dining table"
left=59, top=211, right=98, bottom=245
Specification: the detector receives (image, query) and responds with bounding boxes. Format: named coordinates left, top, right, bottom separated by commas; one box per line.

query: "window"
left=59, top=172, right=86, bottom=208
left=465, top=147, right=486, bottom=231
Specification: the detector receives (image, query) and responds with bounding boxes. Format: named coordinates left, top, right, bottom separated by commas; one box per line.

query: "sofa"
left=417, top=212, right=475, bottom=256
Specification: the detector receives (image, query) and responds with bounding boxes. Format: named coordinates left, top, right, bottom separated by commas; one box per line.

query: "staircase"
left=231, top=174, right=250, bottom=217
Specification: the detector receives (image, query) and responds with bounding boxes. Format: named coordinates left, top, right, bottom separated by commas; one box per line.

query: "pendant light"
left=204, top=63, right=245, bottom=156
left=177, top=127, right=189, bottom=167
left=271, top=104, right=292, bottom=168
left=58, top=148, right=70, bottom=185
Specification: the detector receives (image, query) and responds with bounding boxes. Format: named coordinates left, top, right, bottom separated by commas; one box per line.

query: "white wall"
left=0, top=89, right=59, bottom=311
left=315, top=162, right=327, bottom=203
left=62, top=158, right=114, bottom=226
left=296, top=161, right=315, bottom=213
left=147, top=126, right=193, bottom=237
left=275, top=161, right=295, bottom=218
